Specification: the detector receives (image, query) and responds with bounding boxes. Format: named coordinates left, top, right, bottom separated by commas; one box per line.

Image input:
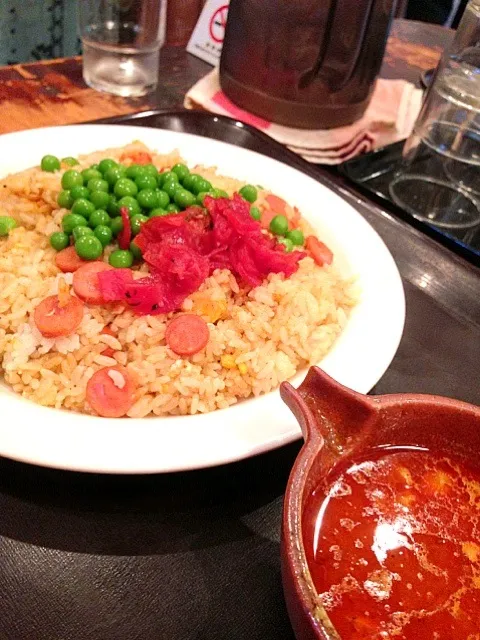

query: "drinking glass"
left=390, top=0, right=480, bottom=230
left=78, top=0, right=164, bottom=97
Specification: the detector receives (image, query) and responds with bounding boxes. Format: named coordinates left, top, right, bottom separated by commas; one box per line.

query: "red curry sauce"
left=303, top=447, right=480, bottom=639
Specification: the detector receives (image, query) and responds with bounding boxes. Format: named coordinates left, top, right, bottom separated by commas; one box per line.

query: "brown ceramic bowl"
left=279, top=367, right=480, bottom=640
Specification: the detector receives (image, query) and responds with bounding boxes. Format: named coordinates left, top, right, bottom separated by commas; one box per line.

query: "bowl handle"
left=280, top=367, right=377, bottom=456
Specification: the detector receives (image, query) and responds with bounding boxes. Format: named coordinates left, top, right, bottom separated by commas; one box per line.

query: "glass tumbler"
left=78, top=0, right=164, bottom=97
left=390, top=0, right=480, bottom=230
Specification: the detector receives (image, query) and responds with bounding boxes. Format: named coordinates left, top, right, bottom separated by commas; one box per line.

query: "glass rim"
left=389, top=174, right=480, bottom=230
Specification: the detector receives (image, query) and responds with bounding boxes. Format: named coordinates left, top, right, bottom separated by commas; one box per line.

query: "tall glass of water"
left=390, top=0, right=480, bottom=230
left=78, top=0, right=163, bottom=97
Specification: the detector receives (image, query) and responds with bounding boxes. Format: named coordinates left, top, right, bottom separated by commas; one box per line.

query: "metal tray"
left=1, top=109, right=479, bottom=640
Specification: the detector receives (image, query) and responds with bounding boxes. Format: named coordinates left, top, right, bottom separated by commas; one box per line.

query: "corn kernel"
left=221, top=354, right=236, bottom=369
left=237, top=363, right=248, bottom=375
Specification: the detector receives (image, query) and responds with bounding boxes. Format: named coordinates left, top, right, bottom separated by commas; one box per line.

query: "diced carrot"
left=100, top=326, right=116, bottom=358
left=34, top=294, right=84, bottom=338
left=73, top=261, right=113, bottom=305
left=306, top=236, right=334, bottom=266
left=165, top=314, right=210, bottom=356
left=265, top=194, right=287, bottom=214
left=86, top=365, right=136, bottom=418
left=55, top=246, right=87, bottom=273
left=119, top=150, right=152, bottom=165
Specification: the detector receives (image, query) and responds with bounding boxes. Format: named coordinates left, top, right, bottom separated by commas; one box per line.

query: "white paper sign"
left=187, top=0, right=229, bottom=66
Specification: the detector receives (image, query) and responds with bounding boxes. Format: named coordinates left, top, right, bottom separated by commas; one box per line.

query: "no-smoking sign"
left=187, top=0, right=230, bottom=66
left=209, top=5, right=228, bottom=44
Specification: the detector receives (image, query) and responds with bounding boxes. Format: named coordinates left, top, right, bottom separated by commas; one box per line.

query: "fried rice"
left=0, top=141, right=357, bottom=417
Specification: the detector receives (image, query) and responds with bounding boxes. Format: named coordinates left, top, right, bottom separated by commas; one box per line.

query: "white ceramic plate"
left=0, top=125, right=405, bottom=473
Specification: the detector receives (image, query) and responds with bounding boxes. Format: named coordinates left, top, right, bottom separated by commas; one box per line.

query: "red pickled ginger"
left=98, top=194, right=305, bottom=315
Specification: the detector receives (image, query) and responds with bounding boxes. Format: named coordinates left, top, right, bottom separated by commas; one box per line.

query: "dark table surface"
left=1, top=18, right=477, bottom=640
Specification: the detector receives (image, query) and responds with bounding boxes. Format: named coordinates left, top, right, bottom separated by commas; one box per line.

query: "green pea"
left=142, top=164, right=159, bottom=178
left=70, top=185, right=90, bottom=201
left=239, top=184, right=258, bottom=203
left=91, top=164, right=100, bottom=171
left=165, top=203, right=180, bottom=213
left=135, top=174, right=157, bottom=191
left=61, top=169, right=84, bottom=190
left=72, top=198, right=96, bottom=219
left=0, top=216, right=17, bottom=236
left=199, top=178, right=213, bottom=194
left=172, top=163, right=190, bottom=182
left=161, top=171, right=179, bottom=185
left=250, top=206, right=261, bottom=221
left=269, top=214, right=289, bottom=236
left=114, top=178, right=138, bottom=198
left=213, top=188, right=229, bottom=198
left=98, top=158, right=117, bottom=175
left=190, top=176, right=212, bottom=195
left=155, top=189, right=170, bottom=209
left=94, top=225, right=113, bottom=247
left=72, top=226, right=94, bottom=242
left=41, top=155, right=61, bottom=172
left=90, top=190, right=110, bottom=210
left=117, top=196, right=141, bottom=218
left=163, top=178, right=180, bottom=199
left=286, top=229, right=305, bottom=246
left=87, top=178, right=109, bottom=193
left=149, top=208, right=168, bottom=218
left=110, top=216, right=124, bottom=236
left=57, top=190, right=74, bottom=209
left=62, top=213, right=88, bottom=234
left=157, top=172, right=166, bottom=188
left=137, top=189, right=158, bottom=210
left=49, top=231, right=69, bottom=251
left=125, top=164, right=145, bottom=180
left=82, top=168, right=102, bottom=183
left=278, top=237, right=294, bottom=253
left=75, top=235, right=103, bottom=260
left=105, top=165, right=126, bottom=187
left=130, top=240, right=143, bottom=260
left=174, top=188, right=196, bottom=209
left=89, top=209, right=110, bottom=229
left=109, top=249, right=133, bottom=268
left=61, top=157, right=79, bottom=167
left=182, top=173, right=199, bottom=192
left=107, top=196, right=120, bottom=217
left=130, top=214, right=149, bottom=235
